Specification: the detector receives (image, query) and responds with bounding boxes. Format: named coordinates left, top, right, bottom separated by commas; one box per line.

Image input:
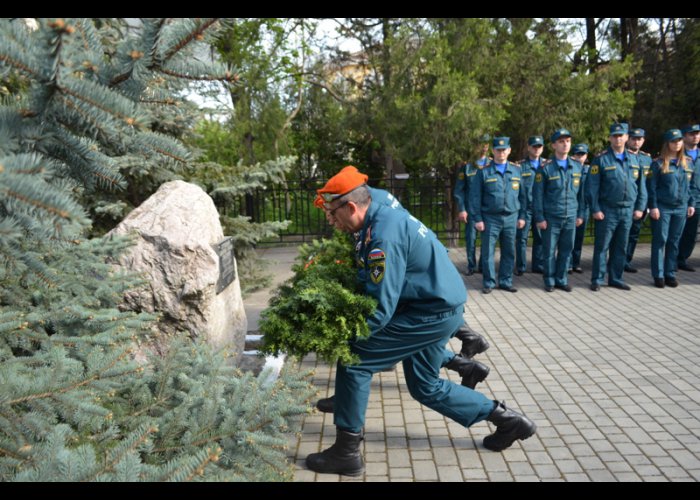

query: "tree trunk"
left=585, top=18, right=597, bottom=68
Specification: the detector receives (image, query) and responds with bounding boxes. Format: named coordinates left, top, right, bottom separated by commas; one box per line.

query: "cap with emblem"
left=550, top=128, right=572, bottom=143
left=528, top=135, right=544, bottom=146
left=492, top=136, right=510, bottom=149
left=681, top=124, right=700, bottom=134
left=609, top=123, right=629, bottom=136
left=663, top=128, right=683, bottom=142
left=572, top=143, right=589, bottom=155
left=317, top=165, right=368, bottom=205
left=630, top=127, right=645, bottom=138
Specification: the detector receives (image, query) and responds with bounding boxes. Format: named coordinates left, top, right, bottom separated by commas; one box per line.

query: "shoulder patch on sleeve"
left=368, top=248, right=385, bottom=262
left=369, top=262, right=385, bottom=284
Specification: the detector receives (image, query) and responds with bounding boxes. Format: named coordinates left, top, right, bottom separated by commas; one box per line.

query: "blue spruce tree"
left=0, top=18, right=313, bottom=481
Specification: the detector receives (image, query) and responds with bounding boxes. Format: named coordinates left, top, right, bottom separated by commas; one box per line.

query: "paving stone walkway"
left=247, top=244, right=700, bottom=482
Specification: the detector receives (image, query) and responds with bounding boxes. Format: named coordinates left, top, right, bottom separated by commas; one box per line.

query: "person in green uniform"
left=306, top=168, right=536, bottom=476
left=647, top=129, right=695, bottom=287
left=586, top=123, right=647, bottom=291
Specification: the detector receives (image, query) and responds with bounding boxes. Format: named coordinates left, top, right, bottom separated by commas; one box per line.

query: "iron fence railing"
left=238, top=175, right=656, bottom=248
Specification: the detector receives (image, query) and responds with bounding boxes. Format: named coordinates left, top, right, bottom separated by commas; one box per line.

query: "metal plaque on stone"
left=214, top=237, right=236, bottom=294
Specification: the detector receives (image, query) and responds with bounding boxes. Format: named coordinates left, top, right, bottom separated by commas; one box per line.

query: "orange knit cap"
left=316, top=166, right=368, bottom=206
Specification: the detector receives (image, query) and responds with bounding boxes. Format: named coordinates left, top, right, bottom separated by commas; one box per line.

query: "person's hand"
left=475, top=221, right=485, bottom=232
left=537, top=221, right=547, bottom=230
left=457, top=211, right=468, bottom=223
left=649, top=208, right=660, bottom=220
left=633, top=210, right=643, bottom=220
left=689, top=206, right=696, bottom=218
left=517, top=219, right=526, bottom=229
left=576, top=218, right=583, bottom=227
left=593, top=211, right=605, bottom=221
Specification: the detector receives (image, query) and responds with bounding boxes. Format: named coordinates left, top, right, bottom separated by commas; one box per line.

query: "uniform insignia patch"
left=512, top=182, right=519, bottom=190
left=633, top=170, right=639, bottom=179
left=535, top=173, right=542, bottom=182
left=364, top=226, right=372, bottom=247
left=590, top=165, right=599, bottom=175
left=458, top=172, right=465, bottom=180
left=574, top=179, right=580, bottom=186
left=370, top=263, right=385, bottom=284
left=368, top=248, right=386, bottom=262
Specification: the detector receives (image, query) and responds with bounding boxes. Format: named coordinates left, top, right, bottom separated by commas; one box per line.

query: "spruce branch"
left=159, top=19, right=219, bottom=63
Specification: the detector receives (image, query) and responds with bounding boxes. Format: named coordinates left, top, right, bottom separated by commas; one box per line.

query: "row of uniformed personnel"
left=454, top=123, right=700, bottom=292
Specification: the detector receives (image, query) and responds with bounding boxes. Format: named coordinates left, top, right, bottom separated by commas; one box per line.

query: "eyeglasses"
left=328, top=200, right=349, bottom=217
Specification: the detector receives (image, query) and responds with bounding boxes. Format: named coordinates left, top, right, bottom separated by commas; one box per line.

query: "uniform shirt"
left=586, top=147, right=648, bottom=213
left=356, top=200, right=466, bottom=335
left=647, top=157, right=694, bottom=209
left=368, top=186, right=403, bottom=211
left=469, top=161, right=526, bottom=223
left=354, top=187, right=407, bottom=272
left=519, top=157, right=540, bottom=213
left=532, top=156, right=586, bottom=222
left=453, top=157, right=491, bottom=213
left=685, top=148, right=700, bottom=208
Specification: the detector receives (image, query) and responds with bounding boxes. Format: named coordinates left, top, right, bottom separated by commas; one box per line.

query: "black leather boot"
left=316, top=395, right=335, bottom=413
left=306, top=429, right=364, bottom=476
left=445, top=355, right=490, bottom=389
left=454, top=326, right=490, bottom=358
left=483, top=400, right=537, bottom=452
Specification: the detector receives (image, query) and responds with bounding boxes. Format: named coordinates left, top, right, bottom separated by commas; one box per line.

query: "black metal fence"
left=246, top=174, right=655, bottom=247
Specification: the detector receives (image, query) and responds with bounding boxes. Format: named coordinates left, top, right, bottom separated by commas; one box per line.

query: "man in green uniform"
left=624, top=128, right=653, bottom=273
left=569, top=143, right=590, bottom=273
left=586, top=123, right=647, bottom=291
left=515, top=135, right=545, bottom=276
left=470, top=137, right=527, bottom=294
left=532, top=129, right=586, bottom=292
left=454, top=134, right=492, bottom=275
left=306, top=168, right=536, bottom=476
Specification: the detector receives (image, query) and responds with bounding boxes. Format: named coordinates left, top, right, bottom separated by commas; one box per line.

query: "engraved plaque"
left=214, top=237, right=236, bottom=294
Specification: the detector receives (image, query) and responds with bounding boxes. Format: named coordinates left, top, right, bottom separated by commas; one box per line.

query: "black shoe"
left=514, top=269, right=524, bottom=276
left=678, top=263, right=695, bottom=272
left=532, top=268, right=543, bottom=274
left=498, top=285, right=518, bottom=293
left=445, top=355, right=490, bottom=389
left=466, top=269, right=475, bottom=276
left=665, top=277, right=679, bottom=288
left=555, top=283, right=573, bottom=292
left=567, top=269, right=572, bottom=274
left=454, top=326, right=490, bottom=358
left=306, top=429, right=364, bottom=476
left=483, top=401, right=537, bottom=452
left=590, top=284, right=600, bottom=291
left=610, top=283, right=631, bottom=291
left=476, top=269, right=483, bottom=274
left=544, top=286, right=554, bottom=292
left=654, top=278, right=665, bottom=288
left=482, top=287, right=493, bottom=294
left=316, top=395, right=335, bottom=414
left=572, top=267, right=583, bottom=274
left=624, top=266, right=638, bottom=273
